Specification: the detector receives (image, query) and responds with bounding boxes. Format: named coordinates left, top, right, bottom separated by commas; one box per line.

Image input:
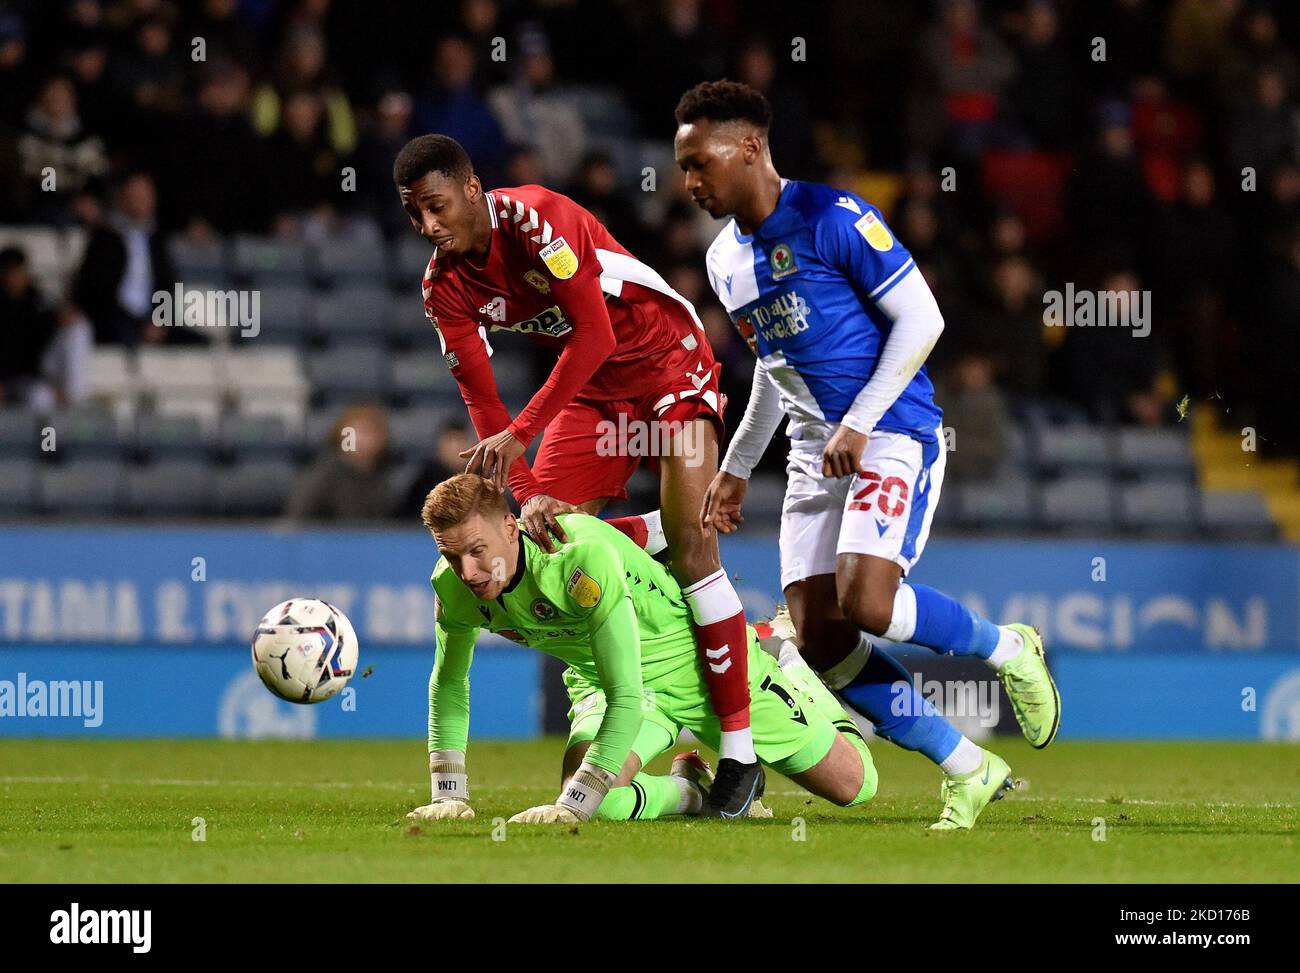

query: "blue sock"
left=838, top=642, right=961, bottom=766
left=908, top=583, right=1000, bottom=660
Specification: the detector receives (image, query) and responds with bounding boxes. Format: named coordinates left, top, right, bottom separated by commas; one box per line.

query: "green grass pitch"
left=1, top=738, right=1296, bottom=883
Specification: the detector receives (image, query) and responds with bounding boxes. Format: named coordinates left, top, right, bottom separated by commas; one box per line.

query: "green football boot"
left=996, top=624, right=1061, bottom=749
left=929, top=751, right=1016, bottom=830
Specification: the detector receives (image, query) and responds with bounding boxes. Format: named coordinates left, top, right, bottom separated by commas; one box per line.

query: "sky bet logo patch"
left=566, top=568, right=602, bottom=608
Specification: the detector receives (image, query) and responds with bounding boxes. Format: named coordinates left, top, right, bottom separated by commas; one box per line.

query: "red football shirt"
left=421, top=184, right=708, bottom=502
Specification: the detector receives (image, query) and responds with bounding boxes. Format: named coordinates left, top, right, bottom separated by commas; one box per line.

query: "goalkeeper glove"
left=510, top=761, right=614, bottom=824
left=407, top=749, right=474, bottom=821
left=507, top=804, right=583, bottom=824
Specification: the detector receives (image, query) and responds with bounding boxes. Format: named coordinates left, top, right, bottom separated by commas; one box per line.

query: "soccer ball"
left=251, top=598, right=359, bottom=704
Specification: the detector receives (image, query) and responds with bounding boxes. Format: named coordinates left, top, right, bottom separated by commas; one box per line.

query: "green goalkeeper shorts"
left=565, top=627, right=838, bottom=777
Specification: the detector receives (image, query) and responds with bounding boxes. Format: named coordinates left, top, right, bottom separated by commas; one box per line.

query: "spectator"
left=1008, top=0, right=1076, bottom=150
left=1227, top=65, right=1298, bottom=176
left=15, top=74, right=109, bottom=223
left=167, top=60, right=261, bottom=236
left=735, top=36, right=818, bottom=176
left=257, top=89, right=344, bottom=238
left=71, top=170, right=179, bottom=346
left=288, top=403, right=395, bottom=521
left=972, top=254, right=1051, bottom=398
left=251, top=26, right=356, bottom=156
left=911, top=0, right=1017, bottom=159
left=487, top=25, right=587, bottom=184
left=399, top=419, right=473, bottom=517
left=357, top=88, right=416, bottom=239
left=933, top=350, right=1010, bottom=482
left=0, top=247, right=91, bottom=412
left=1068, top=105, right=1155, bottom=276
left=567, top=150, right=649, bottom=256
left=415, top=34, right=506, bottom=183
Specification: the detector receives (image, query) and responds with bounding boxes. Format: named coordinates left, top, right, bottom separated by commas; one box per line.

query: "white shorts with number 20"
left=778, top=424, right=946, bottom=590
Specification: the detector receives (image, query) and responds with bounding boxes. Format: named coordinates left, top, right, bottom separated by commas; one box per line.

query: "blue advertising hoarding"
left=1, top=526, right=1297, bottom=739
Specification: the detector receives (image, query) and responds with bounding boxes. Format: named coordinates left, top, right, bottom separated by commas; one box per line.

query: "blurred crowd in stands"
left=0, top=0, right=1297, bottom=523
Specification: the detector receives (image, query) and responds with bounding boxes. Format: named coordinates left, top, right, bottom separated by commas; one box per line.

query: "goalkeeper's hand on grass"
left=507, top=803, right=583, bottom=824
left=408, top=749, right=473, bottom=820
left=408, top=799, right=474, bottom=821
left=509, top=761, right=613, bottom=824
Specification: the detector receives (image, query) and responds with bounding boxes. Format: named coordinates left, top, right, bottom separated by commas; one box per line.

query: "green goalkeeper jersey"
left=429, top=514, right=700, bottom=776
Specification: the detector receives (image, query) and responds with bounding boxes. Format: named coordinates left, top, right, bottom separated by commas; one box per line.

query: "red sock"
left=605, top=515, right=648, bottom=548
left=682, top=569, right=751, bottom=732
left=604, top=511, right=667, bottom=555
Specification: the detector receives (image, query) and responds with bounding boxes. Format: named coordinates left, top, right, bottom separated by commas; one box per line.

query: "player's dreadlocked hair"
left=422, top=474, right=509, bottom=532
left=674, top=80, right=772, bottom=131
left=393, top=134, right=473, bottom=186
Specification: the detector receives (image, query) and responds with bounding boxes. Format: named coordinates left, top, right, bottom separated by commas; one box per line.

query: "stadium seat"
left=1039, top=476, right=1115, bottom=531
left=389, top=296, right=436, bottom=347
left=315, top=238, right=386, bottom=283
left=86, top=347, right=138, bottom=421
left=1115, top=427, right=1195, bottom=481
left=43, top=407, right=129, bottom=459
left=488, top=351, right=535, bottom=410
left=224, top=346, right=305, bottom=391
left=305, top=344, right=390, bottom=400
left=0, top=458, right=38, bottom=514
left=1118, top=480, right=1196, bottom=533
left=0, top=408, right=38, bottom=458
left=313, top=286, right=391, bottom=341
left=1035, top=425, right=1114, bottom=475
left=169, top=235, right=229, bottom=284
left=221, top=413, right=302, bottom=460
left=135, top=412, right=218, bottom=460
left=0, top=226, right=66, bottom=297
left=215, top=459, right=298, bottom=516
left=390, top=352, right=459, bottom=401
left=953, top=475, right=1036, bottom=529
left=232, top=235, right=310, bottom=284
left=1199, top=490, right=1278, bottom=540
left=39, top=459, right=126, bottom=515
left=391, top=235, right=434, bottom=287
left=123, top=459, right=216, bottom=516
left=388, top=406, right=454, bottom=460
left=136, top=347, right=223, bottom=399
left=743, top=473, right=788, bottom=525
left=250, top=284, right=314, bottom=343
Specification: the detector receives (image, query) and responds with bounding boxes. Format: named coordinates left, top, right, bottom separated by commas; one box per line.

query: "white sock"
left=642, top=509, right=667, bottom=556
left=987, top=626, right=1024, bottom=670
left=777, top=638, right=804, bottom=670
left=939, top=737, right=984, bottom=776
left=671, top=774, right=704, bottom=815
left=883, top=584, right=918, bottom=643
left=719, top=727, right=756, bottom=764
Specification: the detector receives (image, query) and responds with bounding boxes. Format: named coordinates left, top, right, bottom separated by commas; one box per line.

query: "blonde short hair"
left=421, top=474, right=509, bottom=532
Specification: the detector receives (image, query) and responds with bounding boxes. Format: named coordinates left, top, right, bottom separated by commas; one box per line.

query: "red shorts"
left=531, top=355, right=726, bottom=505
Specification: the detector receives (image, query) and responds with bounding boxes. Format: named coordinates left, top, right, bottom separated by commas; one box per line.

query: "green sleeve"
left=429, top=581, right=479, bottom=754
left=584, top=593, right=644, bottom=777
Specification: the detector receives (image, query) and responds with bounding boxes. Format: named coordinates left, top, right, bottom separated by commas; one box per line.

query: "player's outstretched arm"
left=410, top=596, right=478, bottom=822
left=510, top=579, right=644, bottom=824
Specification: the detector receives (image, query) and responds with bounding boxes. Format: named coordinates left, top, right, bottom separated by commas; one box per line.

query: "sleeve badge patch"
left=539, top=237, right=579, bottom=279
left=854, top=211, right=894, bottom=252
left=566, top=567, right=602, bottom=608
